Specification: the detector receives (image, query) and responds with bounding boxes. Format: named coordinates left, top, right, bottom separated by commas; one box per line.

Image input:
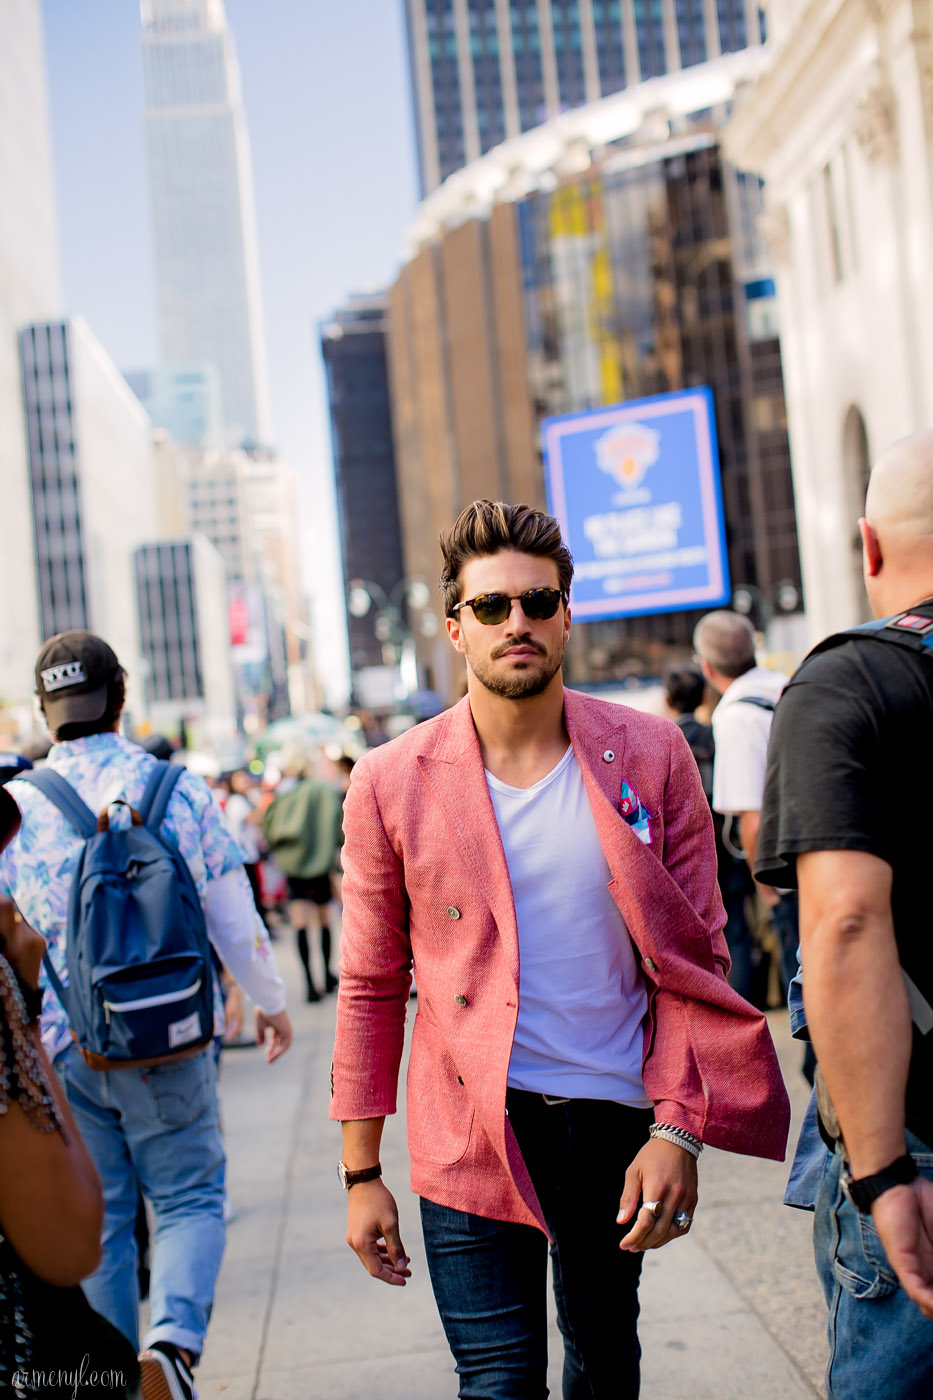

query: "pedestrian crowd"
left=0, top=430, right=931, bottom=1400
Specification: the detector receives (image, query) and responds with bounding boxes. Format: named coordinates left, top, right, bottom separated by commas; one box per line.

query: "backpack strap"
left=18, top=769, right=97, bottom=839
left=137, top=761, right=185, bottom=832
left=41, top=951, right=70, bottom=1017
left=735, top=695, right=776, bottom=712
left=808, top=603, right=933, bottom=663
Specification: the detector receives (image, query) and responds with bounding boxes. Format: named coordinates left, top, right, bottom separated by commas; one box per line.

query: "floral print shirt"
left=0, top=733, right=278, bottom=1060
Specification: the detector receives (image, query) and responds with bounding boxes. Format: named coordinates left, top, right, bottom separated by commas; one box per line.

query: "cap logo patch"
left=41, top=661, right=88, bottom=691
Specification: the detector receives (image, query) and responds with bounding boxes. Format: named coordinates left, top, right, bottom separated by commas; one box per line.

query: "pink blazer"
left=331, top=689, right=790, bottom=1233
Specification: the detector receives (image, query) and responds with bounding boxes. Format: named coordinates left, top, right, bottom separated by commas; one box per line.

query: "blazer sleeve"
left=329, top=759, right=412, bottom=1121
left=660, top=724, right=730, bottom=976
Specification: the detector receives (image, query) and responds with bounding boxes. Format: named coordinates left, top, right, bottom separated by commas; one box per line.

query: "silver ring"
left=641, top=1199, right=663, bottom=1220
left=674, top=1211, right=692, bottom=1231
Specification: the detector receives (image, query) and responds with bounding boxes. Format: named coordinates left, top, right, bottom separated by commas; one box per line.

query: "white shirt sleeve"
left=203, top=866, right=287, bottom=1015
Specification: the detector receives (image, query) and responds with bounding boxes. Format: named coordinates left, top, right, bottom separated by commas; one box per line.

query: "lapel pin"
left=602, top=750, right=614, bottom=762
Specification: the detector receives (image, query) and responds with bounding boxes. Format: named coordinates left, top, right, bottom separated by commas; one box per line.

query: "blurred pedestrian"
left=757, top=431, right=933, bottom=1395
left=693, top=610, right=798, bottom=999
left=664, top=665, right=757, bottom=1003
left=0, top=631, right=293, bottom=1400
left=0, top=786, right=140, bottom=1399
left=261, top=759, right=343, bottom=1000
left=224, top=769, right=270, bottom=930
left=332, top=500, right=789, bottom=1396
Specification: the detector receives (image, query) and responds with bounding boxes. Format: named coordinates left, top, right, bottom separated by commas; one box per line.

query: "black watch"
left=843, top=1153, right=918, bottom=1213
left=337, top=1160, right=382, bottom=1191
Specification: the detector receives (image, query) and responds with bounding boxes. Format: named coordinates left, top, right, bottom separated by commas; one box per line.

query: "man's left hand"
left=617, top=1137, right=698, bottom=1251
left=871, top=1178, right=933, bottom=1318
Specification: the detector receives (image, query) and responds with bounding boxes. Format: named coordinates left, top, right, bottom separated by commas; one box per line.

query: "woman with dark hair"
left=0, top=788, right=136, bottom=1399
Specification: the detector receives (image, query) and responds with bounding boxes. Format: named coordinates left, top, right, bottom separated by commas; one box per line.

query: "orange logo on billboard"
left=594, top=422, right=661, bottom=492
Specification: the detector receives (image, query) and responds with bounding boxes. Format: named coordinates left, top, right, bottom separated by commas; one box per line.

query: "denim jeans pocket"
left=832, top=1191, right=899, bottom=1299
left=143, top=1049, right=215, bottom=1129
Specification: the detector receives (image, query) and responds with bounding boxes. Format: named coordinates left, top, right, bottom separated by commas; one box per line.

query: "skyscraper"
left=320, top=294, right=406, bottom=687
left=0, top=0, right=61, bottom=703
left=387, top=42, right=803, bottom=704
left=19, top=318, right=158, bottom=720
left=135, top=536, right=237, bottom=745
left=141, top=0, right=271, bottom=446
left=404, top=0, right=765, bottom=194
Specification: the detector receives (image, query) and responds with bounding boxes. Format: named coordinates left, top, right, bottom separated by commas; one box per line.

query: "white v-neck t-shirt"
left=487, top=746, right=650, bottom=1105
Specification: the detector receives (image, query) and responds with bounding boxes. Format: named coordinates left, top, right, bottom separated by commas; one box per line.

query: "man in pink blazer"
left=331, top=501, right=790, bottom=1398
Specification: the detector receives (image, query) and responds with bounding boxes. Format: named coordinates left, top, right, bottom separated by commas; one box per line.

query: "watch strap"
left=338, top=1160, right=382, bottom=1190
left=844, top=1153, right=918, bottom=1213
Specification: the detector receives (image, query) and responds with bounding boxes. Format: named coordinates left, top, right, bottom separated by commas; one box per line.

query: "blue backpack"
left=21, top=761, right=215, bottom=1069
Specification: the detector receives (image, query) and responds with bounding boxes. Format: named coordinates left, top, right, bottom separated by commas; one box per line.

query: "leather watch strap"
left=338, top=1160, right=382, bottom=1190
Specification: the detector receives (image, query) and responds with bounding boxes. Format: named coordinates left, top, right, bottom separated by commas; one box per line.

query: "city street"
left=182, top=930, right=828, bottom=1400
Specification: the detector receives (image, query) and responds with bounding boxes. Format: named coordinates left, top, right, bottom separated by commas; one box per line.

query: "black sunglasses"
left=451, top=588, right=566, bottom=626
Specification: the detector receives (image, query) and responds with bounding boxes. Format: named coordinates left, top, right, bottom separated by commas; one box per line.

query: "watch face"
left=337, top=1161, right=349, bottom=1189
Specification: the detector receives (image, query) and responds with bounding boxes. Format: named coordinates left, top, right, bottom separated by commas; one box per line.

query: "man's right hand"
left=345, top=1179, right=411, bottom=1286
left=872, top=1178, right=933, bottom=1318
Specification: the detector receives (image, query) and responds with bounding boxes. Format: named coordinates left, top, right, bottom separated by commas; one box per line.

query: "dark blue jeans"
left=771, top=890, right=800, bottom=997
left=420, top=1092, right=653, bottom=1399
left=720, top=861, right=756, bottom=1003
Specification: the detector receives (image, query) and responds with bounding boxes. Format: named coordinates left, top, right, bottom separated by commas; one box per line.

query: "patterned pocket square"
left=619, top=780, right=652, bottom=845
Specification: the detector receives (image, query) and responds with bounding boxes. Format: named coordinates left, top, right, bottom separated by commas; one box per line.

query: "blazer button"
left=603, top=750, right=615, bottom=762
left=447, top=906, right=461, bottom=920
left=644, top=957, right=658, bottom=973
left=454, top=994, right=468, bottom=1006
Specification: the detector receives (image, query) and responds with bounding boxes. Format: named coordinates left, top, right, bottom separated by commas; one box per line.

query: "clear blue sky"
left=41, top=0, right=420, bottom=703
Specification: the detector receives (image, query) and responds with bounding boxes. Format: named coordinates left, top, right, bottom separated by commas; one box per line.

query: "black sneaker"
left=138, top=1342, right=196, bottom=1400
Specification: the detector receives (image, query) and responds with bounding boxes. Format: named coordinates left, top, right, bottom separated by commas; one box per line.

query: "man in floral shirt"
left=1, top=631, right=292, bottom=1400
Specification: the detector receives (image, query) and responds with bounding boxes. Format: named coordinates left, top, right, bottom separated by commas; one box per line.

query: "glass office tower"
left=321, top=295, right=407, bottom=684
left=404, top=0, right=763, bottom=193
left=141, top=0, right=271, bottom=447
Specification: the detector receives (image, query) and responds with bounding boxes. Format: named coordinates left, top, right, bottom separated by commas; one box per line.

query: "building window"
left=634, top=0, right=667, bottom=79
left=717, top=0, right=747, bottom=54
left=675, top=0, right=707, bottom=68
left=510, top=0, right=545, bottom=130
left=592, top=0, right=627, bottom=95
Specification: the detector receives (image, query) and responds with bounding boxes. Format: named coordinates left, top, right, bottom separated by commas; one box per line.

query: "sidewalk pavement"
left=188, top=935, right=828, bottom=1400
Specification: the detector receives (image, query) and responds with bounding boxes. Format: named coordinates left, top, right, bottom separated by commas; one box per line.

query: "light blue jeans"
left=814, top=1131, right=933, bottom=1399
left=56, top=1043, right=226, bottom=1356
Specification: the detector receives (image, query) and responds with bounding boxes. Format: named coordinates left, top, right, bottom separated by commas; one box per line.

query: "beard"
left=464, top=631, right=565, bottom=699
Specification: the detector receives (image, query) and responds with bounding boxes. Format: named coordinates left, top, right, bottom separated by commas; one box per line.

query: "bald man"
left=757, top=431, right=933, bottom=1399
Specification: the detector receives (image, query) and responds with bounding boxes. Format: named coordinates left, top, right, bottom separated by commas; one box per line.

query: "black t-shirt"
left=756, top=631, right=933, bottom=1141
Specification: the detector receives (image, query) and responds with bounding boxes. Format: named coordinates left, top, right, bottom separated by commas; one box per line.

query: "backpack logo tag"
left=168, top=1012, right=202, bottom=1049
left=40, top=661, right=88, bottom=691
left=890, top=613, right=933, bottom=634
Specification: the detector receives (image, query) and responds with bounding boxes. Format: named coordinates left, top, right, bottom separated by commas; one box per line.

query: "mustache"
left=491, top=635, right=547, bottom=660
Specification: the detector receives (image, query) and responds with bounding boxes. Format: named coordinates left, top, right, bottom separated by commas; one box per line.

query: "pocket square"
left=619, top=780, right=652, bottom=845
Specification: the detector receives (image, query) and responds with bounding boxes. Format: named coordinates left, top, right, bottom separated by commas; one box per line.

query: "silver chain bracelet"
left=649, top=1123, right=703, bottom=1159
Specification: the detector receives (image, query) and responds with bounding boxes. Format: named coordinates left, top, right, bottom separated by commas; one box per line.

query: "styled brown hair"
left=439, top=500, right=574, bottom=616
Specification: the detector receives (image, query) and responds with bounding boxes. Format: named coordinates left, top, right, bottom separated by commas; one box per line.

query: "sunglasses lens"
left=521, top=589, right=562, bottom=620
left=471, top=594, right=511, bottom=625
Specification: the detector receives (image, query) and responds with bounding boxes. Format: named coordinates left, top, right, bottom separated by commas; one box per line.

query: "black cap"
left=35, top=631, right=123, bottom=733
left=0, top=788, right=21, bottom=853
left=0, top=755, right=33, bottom=786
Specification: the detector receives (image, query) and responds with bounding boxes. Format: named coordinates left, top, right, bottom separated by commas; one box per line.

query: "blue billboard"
left=542, top=387, right=730, bottom=621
